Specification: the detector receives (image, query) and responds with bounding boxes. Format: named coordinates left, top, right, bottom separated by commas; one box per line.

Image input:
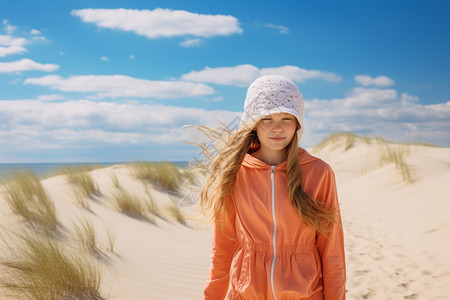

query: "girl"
left=200, top=75, right=346, bottom=299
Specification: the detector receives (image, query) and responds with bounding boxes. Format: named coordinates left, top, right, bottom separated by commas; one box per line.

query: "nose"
left=272, top=121, right=283, bottom=132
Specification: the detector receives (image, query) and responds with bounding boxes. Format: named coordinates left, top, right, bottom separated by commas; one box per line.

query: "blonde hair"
left=194, top=122, right=336, bottom=235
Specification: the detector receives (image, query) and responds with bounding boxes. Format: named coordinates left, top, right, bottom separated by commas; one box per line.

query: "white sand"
left=314, top=139, right=450, bottom=299
left=1, top=138, right=449, bottom=299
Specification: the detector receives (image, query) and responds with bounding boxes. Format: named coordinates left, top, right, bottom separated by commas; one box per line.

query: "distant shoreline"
left=0, top=161, right=189, bottom=178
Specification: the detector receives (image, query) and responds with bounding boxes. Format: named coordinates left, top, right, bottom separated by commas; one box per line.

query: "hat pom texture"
left=240, top=75, right=305, bottom=140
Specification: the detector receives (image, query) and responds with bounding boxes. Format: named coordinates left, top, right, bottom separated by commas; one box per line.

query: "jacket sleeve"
left=316, top=167, right=346, bottom=300
left=204, top=208, right=239, bottom=300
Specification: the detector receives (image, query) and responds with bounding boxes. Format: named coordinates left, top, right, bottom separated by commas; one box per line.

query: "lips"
left=269, top=137, right=285, bottom=141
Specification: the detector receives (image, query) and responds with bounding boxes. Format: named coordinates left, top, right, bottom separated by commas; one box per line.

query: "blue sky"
left=1, top=0, right=449, bottom=163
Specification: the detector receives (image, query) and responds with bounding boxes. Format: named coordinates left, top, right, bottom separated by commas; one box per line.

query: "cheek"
left=286, top=121, right=298, bottom=131
left=284, top=124, right=297, bottom=139
left=255, top=124, right=267, bottom=134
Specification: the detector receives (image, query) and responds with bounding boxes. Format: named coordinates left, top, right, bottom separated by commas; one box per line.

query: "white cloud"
left=0, top=34, right=28, bottom=57
left=1, top=87, right=449, bottom=162
left=400, top=92, right=418, bottom=105
left=354, top=74, right=395, bottom=87
left=0, top=58, right=59, bottom=73
left=0, top=25, right=47, bottom=57
left=3, top=20, right=17, bottom=34
left=303, top=87, right=450, bottom=146
left=181, top=64, right=342, bottom=87
left=261, top=66, right=342, bottom=83
left=71, top=8, right=242, bottom=39
left=182, top=65, right=260, bottom=87
left=101, top=56, right=109, bottom=61
left=342, top=87, right=398, bottom=107
left=24, top=75, right=215, bottom=99
left=0, top=99, right=241, bottom=159
left=180, top=38, right=204, bottom=48
left=129, top=54, right=135, bottom=60
left=31, top=36, right=47, bottom=42
left=265, top=23, right=289, bottom=34
left=37, top=94, right=66, bottom=101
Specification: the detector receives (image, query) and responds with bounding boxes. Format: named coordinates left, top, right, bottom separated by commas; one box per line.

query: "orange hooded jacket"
left=204, top=148, right=346, bottom=300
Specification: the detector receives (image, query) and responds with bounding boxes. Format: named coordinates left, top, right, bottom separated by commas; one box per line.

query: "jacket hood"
left=242, top=147, right=319, bottom=169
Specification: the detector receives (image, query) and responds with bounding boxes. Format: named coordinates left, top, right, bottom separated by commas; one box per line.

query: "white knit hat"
left=240, top=75, right=305, bottom=140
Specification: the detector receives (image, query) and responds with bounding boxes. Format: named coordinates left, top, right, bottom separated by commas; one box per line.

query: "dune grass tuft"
left=380, top=144, right=414, bottom=183
left=144, top=192, right=159, bottom=216
left=112, top=189, right=153, bottom=221
left=313, top=132, right=359, bottom=152
left=2, top=170, right=57, bottom=235
left=105, top=228, right=115, bottom=253
left=60, top=166, right=99, bottom=198
left=74, top=189, right=91, bottom=210
left=165, top=203, right=186, bottom=225
left=312, top=132, right=416, bottom=183
left=131, top=162, right=183, bottom=192
left=73, top=217, right=97, bottom=253
left=0, top=230, right=103, bottom=300
left=110, top=173, right=121, bottom=189
left=59, top=166, right=100, bottom=209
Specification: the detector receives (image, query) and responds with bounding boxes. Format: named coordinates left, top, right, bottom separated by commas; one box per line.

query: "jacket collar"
left=242, top=147, right=319, bottom=169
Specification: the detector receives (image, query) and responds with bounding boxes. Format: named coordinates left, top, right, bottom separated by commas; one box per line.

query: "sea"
left=0, top=161, right=189, bottom=179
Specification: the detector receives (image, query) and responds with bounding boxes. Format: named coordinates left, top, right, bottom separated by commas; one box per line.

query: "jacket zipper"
left=270, top=166, right=278, bottom=300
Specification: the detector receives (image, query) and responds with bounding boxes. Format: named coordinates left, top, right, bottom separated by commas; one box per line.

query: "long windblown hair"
left=193, top=122, right=336, bottom=235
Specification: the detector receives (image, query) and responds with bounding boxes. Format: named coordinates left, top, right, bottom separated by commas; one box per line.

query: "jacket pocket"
left=230, top=248, right=250, bottom=291
left=295, top=249, right=317, bottom=281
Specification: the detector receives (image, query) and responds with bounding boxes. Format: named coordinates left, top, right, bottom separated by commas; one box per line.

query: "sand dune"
left=1, top=135, right=449, bottom=299
left=313, top=136, right=450, bottom=299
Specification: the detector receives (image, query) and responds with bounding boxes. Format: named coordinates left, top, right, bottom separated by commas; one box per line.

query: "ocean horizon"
left=0, top=161, right=189, bottom=178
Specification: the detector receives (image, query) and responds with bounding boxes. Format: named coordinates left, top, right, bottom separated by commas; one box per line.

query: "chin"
left=268, top=145, right=289, bottom=151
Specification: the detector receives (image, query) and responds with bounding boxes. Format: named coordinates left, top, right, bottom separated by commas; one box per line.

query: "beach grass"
left=313, top=132, right=415, bottom=183
left=130, top=162, right=183, bottom=192
left=60, top=166, right=99, bottom=198
left=110, top=172, right=121, bottom=189
left=0, top=230, right=103, bottom=300
left=379, top=144, right=414, bottom=183
left=112, top=189, right=153, bottom=221
left=59, top=166, right=100, bottom=210
left=73, top=188, right=91, bottom=211
left=2, top=170, right=57, bottom=235
left=144, top=192, right=159, bottom=216
left=165, top=202, right=186, bottom=225
left=313, top=132, right=360, bottom=152
left=73, top=217, right=97, bottom=253
left=105, top=227, right=115, bottom=253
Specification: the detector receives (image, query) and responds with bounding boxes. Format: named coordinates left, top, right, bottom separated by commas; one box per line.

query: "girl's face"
left=255, top=113, right=298, bottom=153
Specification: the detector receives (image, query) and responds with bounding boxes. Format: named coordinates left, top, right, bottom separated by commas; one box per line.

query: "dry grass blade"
left=145, top=192, right=159, bottom=216
left=0, top=230, right=103, bottom=300
left=110, top=173, right=120, bottom=189
left=105, top=228, right=115, bottom=253
left=131, top=162, right=182, bottom=192
left=312, top=132, right=415, bottom=183
left=313, top=132, right=358, bottom=152
left=73, top=217, right=97, bottom=253
left=165, top=203, right=186, bottom=225
left=2, top=170, right=57, bottom=235
left=380, top=144, right=414, bottom=183
left=112, top=189, right=148, bottom=220
left=60, top=166, right=99, bottom=198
